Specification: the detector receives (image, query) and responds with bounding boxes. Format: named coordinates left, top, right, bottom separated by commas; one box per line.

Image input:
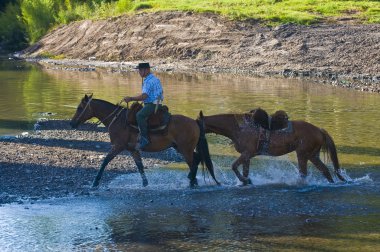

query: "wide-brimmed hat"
left=134, top=62, right=151, bottom=69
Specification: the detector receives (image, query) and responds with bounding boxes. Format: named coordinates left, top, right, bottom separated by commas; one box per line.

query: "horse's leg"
left=232, top=152, right=251, bottom=185
left=131, top=150, right=148, bottom=187
left=93, top=146, right=123, bottom=187
left=176, top=145, right=198, bottom=188
left=309, top=156, right=334, bottom=183
left=242, top=159, right=252, bottom=185
left=187, top=151, right=201, bottom=187
left=296, top=152, right=308, bottom=184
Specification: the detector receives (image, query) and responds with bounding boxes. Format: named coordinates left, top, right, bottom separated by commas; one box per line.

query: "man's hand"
left=123, top=96, right=133, bottom=103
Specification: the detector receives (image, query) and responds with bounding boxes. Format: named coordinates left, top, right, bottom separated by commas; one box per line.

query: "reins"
left=108, top=100, right=129, bottom=129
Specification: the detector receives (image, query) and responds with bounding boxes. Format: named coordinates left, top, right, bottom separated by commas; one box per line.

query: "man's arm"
left=124, top=93, right=148, bottom=103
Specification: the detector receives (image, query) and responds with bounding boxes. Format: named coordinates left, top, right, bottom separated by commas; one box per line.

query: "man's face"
left=138, top=68, right=149, bottom=77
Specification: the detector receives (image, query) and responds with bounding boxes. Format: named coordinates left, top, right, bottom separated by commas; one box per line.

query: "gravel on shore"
left=0, top=119, right=182, bottom=205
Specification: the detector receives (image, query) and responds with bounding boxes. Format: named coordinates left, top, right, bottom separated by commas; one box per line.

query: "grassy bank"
left=1, top=0, right=379, bottom=50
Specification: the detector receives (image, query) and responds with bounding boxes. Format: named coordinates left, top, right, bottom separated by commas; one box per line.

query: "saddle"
left=128, top=102, right=171, bottom=132
left=246, top=108, right=289, bottom=131
left=246, top=108, right=290, bottom=154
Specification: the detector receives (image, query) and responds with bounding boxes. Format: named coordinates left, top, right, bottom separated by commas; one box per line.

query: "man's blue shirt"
left=142, top=73, right=163, bottom=103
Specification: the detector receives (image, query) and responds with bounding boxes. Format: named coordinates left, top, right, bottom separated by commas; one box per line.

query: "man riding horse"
left=123, top=62, right=163, bottom=150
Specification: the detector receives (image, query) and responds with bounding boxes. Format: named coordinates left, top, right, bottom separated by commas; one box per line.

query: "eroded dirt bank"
left=21, top=11, right=380, bottom=92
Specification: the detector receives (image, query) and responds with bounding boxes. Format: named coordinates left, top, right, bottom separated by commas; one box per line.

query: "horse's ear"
left=199, top=110, right=204, bottom=119
left=84, top=93, right=93, bottom=102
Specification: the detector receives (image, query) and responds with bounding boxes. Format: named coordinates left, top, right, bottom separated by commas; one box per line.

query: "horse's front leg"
left=232, top=152, right=251, bottom=185
left=242, top=159, right=252, bottom=185
left=93, top=146, right=123, bottom=187
left=131, top=150, right=148, bottom=187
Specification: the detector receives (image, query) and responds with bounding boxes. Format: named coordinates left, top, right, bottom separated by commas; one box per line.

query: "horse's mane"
left=92, top=98, right=123, bottom=110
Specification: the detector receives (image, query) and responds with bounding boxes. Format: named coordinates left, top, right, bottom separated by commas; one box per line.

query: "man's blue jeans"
left=136, top=103, right=160, bottom=139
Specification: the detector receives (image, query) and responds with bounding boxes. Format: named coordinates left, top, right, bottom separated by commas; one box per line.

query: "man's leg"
left=136, top=103, right=156, bottom=149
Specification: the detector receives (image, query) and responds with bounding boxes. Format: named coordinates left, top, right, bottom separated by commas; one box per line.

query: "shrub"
left=0, top=1, right=27, bottom=50
left=20, top=0, right=57, bottom=43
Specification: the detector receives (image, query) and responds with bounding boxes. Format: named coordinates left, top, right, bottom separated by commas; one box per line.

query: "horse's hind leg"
left=309, top=156, right=334, bottom=183
left=296, top=153, right=308, bottom=183
left=187, top=151, right=201, bottom=187
left=232, top=152, right=251, bottom=185
left=131, top=151, right=148, bottom=187
left=93, top=146, right=122, bottom=187
left=176, top=145, right=198, bottom=187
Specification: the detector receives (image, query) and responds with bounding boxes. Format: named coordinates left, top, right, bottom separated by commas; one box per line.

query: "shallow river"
left=1, top=59, right=380, bottom=251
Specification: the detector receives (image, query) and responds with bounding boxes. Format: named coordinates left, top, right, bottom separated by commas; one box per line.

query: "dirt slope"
left=22, top=11, right=380, bottom=91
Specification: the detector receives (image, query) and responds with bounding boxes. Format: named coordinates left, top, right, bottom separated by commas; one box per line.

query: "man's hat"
left=135, top=62, right=151, bottom=69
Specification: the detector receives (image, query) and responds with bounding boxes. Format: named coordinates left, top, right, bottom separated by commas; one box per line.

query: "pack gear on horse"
left=247, top=108, right=289, bottom=131
left=246, top=108, right=291, bottom=154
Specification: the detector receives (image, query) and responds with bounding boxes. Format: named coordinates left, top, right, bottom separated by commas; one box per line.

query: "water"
left=0, top=168, right=379, bottom=251
left=1, top=58, right=380, bottom=250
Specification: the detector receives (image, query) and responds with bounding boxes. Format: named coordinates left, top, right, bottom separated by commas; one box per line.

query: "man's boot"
left=136, top=134, right=150, bottom=151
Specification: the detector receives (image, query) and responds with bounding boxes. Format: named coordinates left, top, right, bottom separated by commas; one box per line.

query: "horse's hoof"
left=143, top=180, right=148, bottom=187
left=190, top=179, right=198, bottom=188
left=239, top=178, right=252, bottom=187
left=92, top=180, right=99, bottom=188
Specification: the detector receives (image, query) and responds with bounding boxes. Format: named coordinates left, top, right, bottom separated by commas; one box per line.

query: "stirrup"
left=136, top=136, right=150, bottom=150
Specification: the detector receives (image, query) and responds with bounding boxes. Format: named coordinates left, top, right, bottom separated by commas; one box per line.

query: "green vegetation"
left=0, top=0, right=379, bottom=51
left=37, top=51, right=66, bottom=59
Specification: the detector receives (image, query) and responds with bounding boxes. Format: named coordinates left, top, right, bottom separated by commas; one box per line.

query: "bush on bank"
left=0, top=0, right=379, bottom=51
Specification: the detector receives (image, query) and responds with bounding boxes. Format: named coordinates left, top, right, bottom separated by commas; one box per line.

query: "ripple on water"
left=0, top=167, right=378, bottom=251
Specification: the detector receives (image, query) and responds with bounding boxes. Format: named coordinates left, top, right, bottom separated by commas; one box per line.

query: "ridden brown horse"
left=70, top=94, right=219, bottom=188
left=199, top=110, right=346, bottom=185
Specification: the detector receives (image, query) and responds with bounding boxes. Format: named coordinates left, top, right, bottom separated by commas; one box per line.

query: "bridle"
left=75, top=97, right=93, bottom=124
left=75, top=97, right=128, bottom=129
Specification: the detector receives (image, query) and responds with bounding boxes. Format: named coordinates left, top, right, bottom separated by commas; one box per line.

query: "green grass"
left=134, top=0, right=380, bottom=25
left=1, top=0, right=379, bottom=50
left=33, top=0, right=380, bottom=26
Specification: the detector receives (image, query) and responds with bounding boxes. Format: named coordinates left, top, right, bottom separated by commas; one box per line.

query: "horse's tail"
left=320, top=128, right=346, bottom=182
left=196, top=111, right=220, bottom=185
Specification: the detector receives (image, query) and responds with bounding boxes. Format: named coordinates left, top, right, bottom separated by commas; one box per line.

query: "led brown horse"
left=199, top=109, right=346, bottom=185
left=70, top=94, right=219, bottom=188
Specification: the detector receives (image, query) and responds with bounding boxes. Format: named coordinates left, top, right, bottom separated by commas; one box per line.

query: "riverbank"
left=19, top=11, right=380, bottom=92
left=0, top=119, right=182, bottom=205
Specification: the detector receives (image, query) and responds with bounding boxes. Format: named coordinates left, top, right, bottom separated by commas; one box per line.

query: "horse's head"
left=70, top=94, right=94, bottom=128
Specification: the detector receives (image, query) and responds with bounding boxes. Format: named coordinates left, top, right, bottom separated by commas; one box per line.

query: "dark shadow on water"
left=0, top=119, right=36, bottom=130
